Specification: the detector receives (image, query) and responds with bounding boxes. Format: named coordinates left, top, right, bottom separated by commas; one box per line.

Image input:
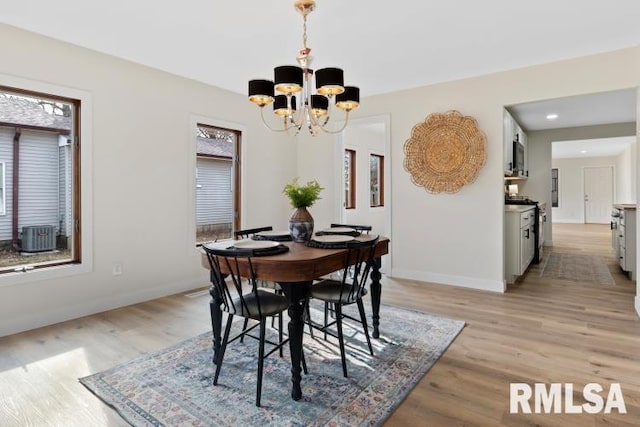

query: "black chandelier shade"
left=248, top=79, right=275, bottom=106
left=274, top=95, right=297, bottom=115
left=315, top=67, right=345, bottom=95
left=310, top=94, right=329, bottom=115
left=274, top=65, right=304, bottom=93
left=335, top=86, right=360, bottom=110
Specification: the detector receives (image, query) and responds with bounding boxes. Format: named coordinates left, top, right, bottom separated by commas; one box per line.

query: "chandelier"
left=247, top=0, right=360, bottom=136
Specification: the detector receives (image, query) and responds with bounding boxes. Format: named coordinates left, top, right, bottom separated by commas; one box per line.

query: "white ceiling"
left=508, top=89, right=637, bottom=132
left=1, top=0, right=639, bottom=98
left=2, top=1, right=638, bottom=159
left=509, top=89, right=638, bottom=158
left=552, top=136, right=635, bottom=159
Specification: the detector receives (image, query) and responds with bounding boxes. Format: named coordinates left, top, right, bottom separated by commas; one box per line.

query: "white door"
left=584, top=166, right=613, bottom=224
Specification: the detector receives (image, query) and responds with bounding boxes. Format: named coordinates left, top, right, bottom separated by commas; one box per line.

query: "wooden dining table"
left=201, top=236, right=390, bottom=401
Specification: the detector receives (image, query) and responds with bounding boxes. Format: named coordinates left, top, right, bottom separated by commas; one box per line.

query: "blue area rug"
left=79, top=303, right=464, bottom=426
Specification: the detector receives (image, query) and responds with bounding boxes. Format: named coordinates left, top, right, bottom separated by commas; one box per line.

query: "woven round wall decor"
left=403, top=110, right=486, bottom=194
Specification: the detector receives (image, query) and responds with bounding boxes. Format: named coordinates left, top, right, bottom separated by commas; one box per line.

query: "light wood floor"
left=1, top=223, right=638, bottom=426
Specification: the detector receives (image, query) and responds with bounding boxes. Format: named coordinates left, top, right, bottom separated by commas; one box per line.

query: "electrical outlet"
left=112, top=262, right=123, bottom=276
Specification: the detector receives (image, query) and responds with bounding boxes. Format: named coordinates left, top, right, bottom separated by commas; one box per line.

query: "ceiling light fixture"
left=546, top=113, right=559, bottom=120
left=247, top=0, right=359, bottom=136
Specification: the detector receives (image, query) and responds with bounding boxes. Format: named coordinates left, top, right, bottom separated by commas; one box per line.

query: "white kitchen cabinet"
left=519, top=128, right=528, bottom=178
left=503, top=109, right=528, bottom=178
left=505, top=205, right=536, bottom=283
left=612, top=204, right=636, bottom=280
left=503, top=109, right=515, bottom=175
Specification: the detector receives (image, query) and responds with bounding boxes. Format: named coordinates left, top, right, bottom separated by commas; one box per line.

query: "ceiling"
left=1, top=0, right=639, bottom=99
left=552, top=136, right=636, bottom=159
left=1, top=1, right=638, bottom=159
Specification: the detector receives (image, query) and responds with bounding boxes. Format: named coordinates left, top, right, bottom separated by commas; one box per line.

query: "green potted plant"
left=283, top=178, right=323, bottom=242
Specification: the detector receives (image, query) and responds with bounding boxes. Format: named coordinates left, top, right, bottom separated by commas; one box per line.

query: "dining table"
left=201, top=235, right=390, bottom=401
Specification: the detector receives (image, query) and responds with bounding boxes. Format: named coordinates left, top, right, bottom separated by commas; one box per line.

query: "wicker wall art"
left=403, top=110, right=486, bottom=194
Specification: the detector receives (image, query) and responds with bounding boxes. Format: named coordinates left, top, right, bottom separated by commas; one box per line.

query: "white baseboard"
left=0, top=275, right=209, bottom=338
left=552, top=219, right=584, bottom=224
left=390, top=269, right=505, bottom=293
left=635, top=296, right=640, bottom=318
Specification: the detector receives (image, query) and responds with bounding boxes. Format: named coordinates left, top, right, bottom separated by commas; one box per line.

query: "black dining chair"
left=234, top=226, right=282, bottom=332
left=203, top=245, right=300, bottom=407
left=306, top=236, right=378, bottom=377
left=234, top=226, right=274, bottom=240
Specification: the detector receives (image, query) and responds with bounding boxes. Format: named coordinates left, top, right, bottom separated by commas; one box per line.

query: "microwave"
left=513, top=141, right=525, bottom=174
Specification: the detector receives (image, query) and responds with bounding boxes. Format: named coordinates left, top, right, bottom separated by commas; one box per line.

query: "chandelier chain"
left=302, top=14, right=308, bottom=50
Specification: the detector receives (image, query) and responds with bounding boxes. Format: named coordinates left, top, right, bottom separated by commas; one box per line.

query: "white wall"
left=0, top=24, right=297, bottom=336
left=299, top=47, right=640, bottom=293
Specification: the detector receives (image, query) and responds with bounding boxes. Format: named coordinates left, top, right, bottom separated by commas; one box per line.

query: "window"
left=195, top=124, right=240, bottom=245
left=0, top=86, right=81, bottom=273
left=551, top=168, right=559, bottom=207
left=370, top=154, right=384, bottom=207
left=344, top=149, right=356, bottom=209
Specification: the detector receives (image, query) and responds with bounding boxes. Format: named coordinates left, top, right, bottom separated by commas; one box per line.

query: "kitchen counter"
left=505, top=205, right=536, bottom=213
left=614, top=204, right=637, bottom=210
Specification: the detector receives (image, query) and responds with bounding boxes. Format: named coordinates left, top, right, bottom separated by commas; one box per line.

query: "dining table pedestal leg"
left=279, top=281, right=309, bottom=401
left=370, top=256, right=382, bottom=339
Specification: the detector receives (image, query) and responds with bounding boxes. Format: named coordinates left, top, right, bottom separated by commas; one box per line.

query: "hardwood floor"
left=0, top=223, right=638, bottom=426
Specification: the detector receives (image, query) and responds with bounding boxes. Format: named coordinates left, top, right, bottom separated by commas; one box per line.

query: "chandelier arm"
left=318, top=110, right=351, bottom=134
left=259, top=107, right=296, bottom=133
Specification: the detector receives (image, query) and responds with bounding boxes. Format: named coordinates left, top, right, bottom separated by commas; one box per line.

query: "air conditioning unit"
left=22, top=225, right=56, bottom=252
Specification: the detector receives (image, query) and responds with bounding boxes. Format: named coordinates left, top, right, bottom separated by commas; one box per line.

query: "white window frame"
left=0, top=162, right=5, bottom=215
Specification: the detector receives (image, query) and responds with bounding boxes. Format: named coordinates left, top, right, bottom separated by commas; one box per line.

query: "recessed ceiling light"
left=546, top=114, right=559, bottom=120
left=580, top=150, right=587, bottom=154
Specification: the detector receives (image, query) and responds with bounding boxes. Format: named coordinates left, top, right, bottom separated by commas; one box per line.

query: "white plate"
left=320, top=227, right=356, bottom=234
left=256, top=230, right=290, bottom=237
left=233, top=240, right=280, bottom=250
left=312, top=235, right=355, bottom=243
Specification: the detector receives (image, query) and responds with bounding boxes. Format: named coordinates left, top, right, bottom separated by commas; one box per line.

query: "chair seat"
left=309, top=279, right=368, bottom=304
left=227, top=290, right=289, bottom=319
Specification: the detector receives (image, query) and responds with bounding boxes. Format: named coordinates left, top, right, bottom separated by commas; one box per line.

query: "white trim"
left=392, top=268, right=506, bottom=293
left=635, top=295, right=640, bottom=318
left=0, top=275, right=208, bottom=337
left=0, top=73, right=93, bottom=287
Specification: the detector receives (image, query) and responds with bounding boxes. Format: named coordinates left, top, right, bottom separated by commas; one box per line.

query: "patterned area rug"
left=541, top=252, right=615, bottom=285
left=79, top=303, right=464, bottom=426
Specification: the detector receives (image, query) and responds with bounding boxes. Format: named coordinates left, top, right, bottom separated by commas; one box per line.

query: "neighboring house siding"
left=18, top=130, right=59, bottom=235
left=196, top=157, right=233, bottom=225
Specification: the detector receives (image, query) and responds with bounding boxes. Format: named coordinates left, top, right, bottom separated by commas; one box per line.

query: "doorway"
left=337, top=115, right=391, bottom=271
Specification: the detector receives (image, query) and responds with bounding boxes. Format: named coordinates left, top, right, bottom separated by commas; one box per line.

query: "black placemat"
left=252, top=234, right=293, bottom=242
left=315, top=230, right=361, bottom=237
left=305, top=239, right=351, bottom=249
left=252, top=244, right=290, bottom=256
